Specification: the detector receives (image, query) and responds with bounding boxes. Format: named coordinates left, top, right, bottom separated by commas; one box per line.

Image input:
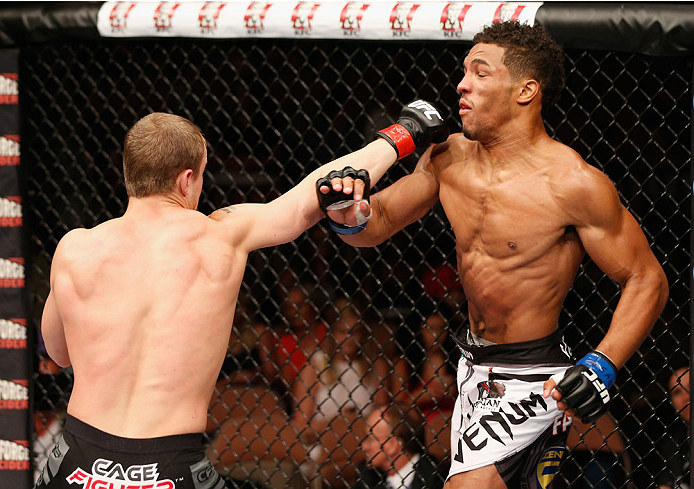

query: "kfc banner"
left=0, top=49, right=31, bottom=489
left=97, top=1, right=542, bottom=40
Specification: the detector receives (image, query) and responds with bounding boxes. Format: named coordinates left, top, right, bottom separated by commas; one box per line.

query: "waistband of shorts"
left=65, top=415, right=204, bottom=454
left=453, top=329, right=573, bottom=366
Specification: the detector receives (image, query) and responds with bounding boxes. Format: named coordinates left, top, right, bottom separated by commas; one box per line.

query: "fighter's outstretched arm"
left=318, top=100, right=449, bottom=246
left=211, top=100, right=449, bottom=252
left=209, top=138, right=398, bottom=251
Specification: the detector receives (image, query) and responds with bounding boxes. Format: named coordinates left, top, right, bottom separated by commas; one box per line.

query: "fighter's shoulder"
left=55, top=227, right=89, bottom=252
left=207, top=205, right=253, bottom=245
left=547, top=143, right=620, bottom=216
left=549, top=143, right=614, bottom=192
left=424, top=133, right=474, bottom=171
left=52, top=227, right=92, bottom=269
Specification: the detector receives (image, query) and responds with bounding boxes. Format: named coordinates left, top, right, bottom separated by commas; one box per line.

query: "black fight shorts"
left=448, top=330, right=575, bottom=489
left=34, top=415, right=226, bottom=489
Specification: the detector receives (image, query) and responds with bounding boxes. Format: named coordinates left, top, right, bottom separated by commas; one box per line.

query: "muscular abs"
left=439, top=158, right=585, bottom=344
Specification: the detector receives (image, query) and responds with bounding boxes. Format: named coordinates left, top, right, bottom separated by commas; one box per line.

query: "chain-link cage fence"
left=21, top=39, right=689, bottom=489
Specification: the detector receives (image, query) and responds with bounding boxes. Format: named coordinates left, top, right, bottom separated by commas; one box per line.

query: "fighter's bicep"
left=211, top=198, right=314, bottom=251
left=578, top=205, right=654, bottom=285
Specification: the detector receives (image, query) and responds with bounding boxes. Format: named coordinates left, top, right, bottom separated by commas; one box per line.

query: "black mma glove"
left=555, top=351, right=617, bottom=423
left=315, top=166, right=371, bottom=235
left=375, top=100, right=449, bottom=159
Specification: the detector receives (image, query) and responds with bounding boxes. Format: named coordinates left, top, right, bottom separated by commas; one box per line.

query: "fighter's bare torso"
left=431, top=133, right=591, bottom=343
left=48, top=201, right=246, bottom=437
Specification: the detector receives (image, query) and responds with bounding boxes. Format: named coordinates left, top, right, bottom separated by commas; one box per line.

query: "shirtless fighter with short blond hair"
left=36, top=109, right=448, bottom=489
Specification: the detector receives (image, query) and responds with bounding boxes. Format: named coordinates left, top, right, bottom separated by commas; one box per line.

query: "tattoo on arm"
left=221, top=206, right=235, bottom=215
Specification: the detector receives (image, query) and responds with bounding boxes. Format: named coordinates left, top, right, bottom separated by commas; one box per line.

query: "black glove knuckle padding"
left=341, top=166, right=357, bottom=180
left=556, top=366, right=609, bottom=423
left=326, top=169, right=343, bottom=181
left=316, top=166, right=370, bottom=213
left=400, top=102, right=449, bottom=149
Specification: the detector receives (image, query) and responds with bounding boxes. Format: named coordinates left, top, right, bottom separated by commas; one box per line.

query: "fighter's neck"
left=125, top=195, right=192, bottom=215
left=477, top=122, right=550, bottom=169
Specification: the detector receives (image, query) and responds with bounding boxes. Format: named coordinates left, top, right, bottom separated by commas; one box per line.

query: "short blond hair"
left=123, top=113, right=206, bottom=197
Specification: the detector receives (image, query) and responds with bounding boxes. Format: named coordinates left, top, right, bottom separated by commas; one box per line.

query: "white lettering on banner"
left=0, top=136, right=20, bottom=156
left=0, top=440, right=30, bottom=461
left=0, top=259, right=24, bottom=279
left=0, top=74, right=18, bottom=95
left=0, top=319, right=26, bottom=340
left=0, top=380, right=28, bottom=401
left=0, top=197, right=22, bottom=218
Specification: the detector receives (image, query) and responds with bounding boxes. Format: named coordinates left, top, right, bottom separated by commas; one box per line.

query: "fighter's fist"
left=551, top=351, right=617, bottom=423
left=316, top=166, right=372, bottom=235
left=375, top=100, right=449, bottom=159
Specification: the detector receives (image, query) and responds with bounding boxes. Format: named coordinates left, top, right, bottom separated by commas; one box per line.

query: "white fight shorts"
left=448, top=330, right=574, bottom=489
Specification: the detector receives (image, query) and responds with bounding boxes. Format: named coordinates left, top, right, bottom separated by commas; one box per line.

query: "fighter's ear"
left=177, top=168, right=195, bottom=196
left=517, top=78, right=540, bottom=105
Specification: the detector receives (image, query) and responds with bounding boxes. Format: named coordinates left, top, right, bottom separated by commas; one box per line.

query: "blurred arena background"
left=0, top=2, right=690, bottom=488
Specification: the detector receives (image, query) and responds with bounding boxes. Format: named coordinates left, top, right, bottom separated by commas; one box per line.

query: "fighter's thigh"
left=445, top=464, right=507, bottom=489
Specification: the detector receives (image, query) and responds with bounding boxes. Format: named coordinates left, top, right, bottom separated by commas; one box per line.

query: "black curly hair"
left=472, top=21, right=565, bottom=108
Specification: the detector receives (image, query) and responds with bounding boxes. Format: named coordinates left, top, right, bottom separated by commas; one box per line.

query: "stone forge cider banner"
left=0, top=48, right=31, bottom=489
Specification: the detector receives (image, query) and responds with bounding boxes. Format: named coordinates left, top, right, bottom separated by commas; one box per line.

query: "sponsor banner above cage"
left=2, top=2, right=694, bottom=54
left=97, top=1, right=542, bottom=40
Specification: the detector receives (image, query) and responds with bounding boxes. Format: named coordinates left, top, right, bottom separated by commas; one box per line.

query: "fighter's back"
left=48, top=203, right=244, bottom=438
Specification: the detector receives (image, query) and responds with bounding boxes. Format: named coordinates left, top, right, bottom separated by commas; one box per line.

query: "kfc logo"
left=494, top=3, right=526, bottom=22
left=441, top=3, right=471, bottom=35
left=109, top=2, right=136, bottom=32
left=390, top=2, right=419, bottom=36
left=244, top=2, right=272, bottom=31
left=199, top=2, right=226, bottom=33
left=154, top=2, right=180, bottom=31
left=340, top=2, right=369, bottom=33
left=292, top=2, right=321, bottom=33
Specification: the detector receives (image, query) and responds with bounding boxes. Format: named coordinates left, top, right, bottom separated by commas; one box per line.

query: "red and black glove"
left=375, top=100, right=449, bottom=159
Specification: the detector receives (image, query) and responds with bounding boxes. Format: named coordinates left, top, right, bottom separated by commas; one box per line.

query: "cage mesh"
left=21, top=39, right=690, bottom=489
